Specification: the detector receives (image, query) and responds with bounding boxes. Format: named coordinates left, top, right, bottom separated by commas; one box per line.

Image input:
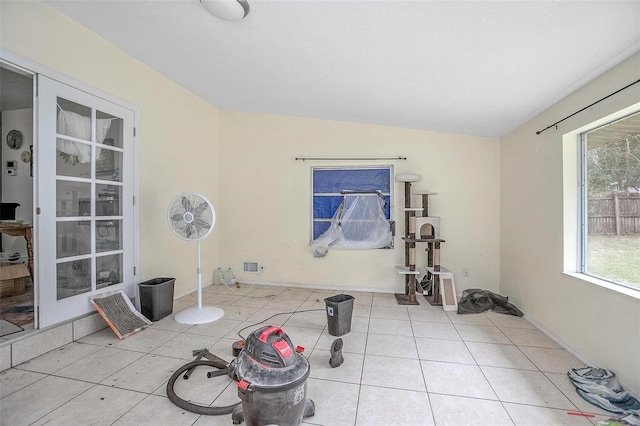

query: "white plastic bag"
left=310, top=192, right=392, bottom=257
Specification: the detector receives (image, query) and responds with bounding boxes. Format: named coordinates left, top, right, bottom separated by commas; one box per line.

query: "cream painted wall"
left=220, top=111, right=500, bottom=294
left=0, top=1, right=222, bottom=296
left=501, top=53, right=640, bottom=394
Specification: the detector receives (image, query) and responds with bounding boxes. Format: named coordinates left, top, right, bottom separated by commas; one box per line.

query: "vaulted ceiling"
left=44, top=1, right=640, bottom=138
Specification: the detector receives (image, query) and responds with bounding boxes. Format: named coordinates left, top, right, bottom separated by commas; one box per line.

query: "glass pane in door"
left=98, top=111, right=123, bottom=149
left=56, top=181, right=91, bottom=217
left=57, top=98, right=91, bottom=138
left=56, top=221, right=91, bottom=257
left=56, top=140, right=92, bottom=178
left=95, top=184, right=122, bottom=216
left=96, top=147, right=122, bottom=181
left=97, top=254, right=122, bottom=289
left=96, top=110, right=123, bottom=182
left=57, top=98, right=93, bottom=175
left=96, top=220, right=121, bottom=252
left=57, top=259, right=91, bottom=300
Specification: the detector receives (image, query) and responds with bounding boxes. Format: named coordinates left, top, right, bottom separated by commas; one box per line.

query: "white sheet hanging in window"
left=310, top=192, right=392, bottom=257
left=57, top=108, right=114, bottom=164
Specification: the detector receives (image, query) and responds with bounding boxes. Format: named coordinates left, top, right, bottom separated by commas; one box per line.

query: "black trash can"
left=138, top=277, right=175, bottom=321
left=0, top=203, right=19, bottom=220
left=324, top=294, right=355, bottom=336
left=0, top=203, right=20, bottom=251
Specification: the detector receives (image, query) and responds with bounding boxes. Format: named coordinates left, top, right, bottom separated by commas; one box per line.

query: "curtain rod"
left=295, top=156, right=407, bottom=161
left=536, top=78, right=640, bottom=135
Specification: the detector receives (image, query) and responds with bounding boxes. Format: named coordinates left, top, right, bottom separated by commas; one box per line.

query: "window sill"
left=564, top=272, right=640, bottom=301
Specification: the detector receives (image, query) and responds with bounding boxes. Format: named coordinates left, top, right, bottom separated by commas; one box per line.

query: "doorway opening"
left=0, top=62, right=36, bottom=340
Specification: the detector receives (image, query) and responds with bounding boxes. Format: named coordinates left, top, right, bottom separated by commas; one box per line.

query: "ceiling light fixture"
left=200, top=0, right=250, bottom=21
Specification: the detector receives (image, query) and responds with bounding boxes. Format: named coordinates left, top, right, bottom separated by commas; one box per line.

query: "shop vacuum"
left=228, top=325, right=315, bottom=425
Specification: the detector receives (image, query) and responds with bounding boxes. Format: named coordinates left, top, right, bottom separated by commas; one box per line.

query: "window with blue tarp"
left=311, top=166, right=393, bottom=240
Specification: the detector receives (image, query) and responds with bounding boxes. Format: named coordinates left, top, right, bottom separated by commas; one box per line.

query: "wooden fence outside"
left=588, top=193, right=640, bottom=235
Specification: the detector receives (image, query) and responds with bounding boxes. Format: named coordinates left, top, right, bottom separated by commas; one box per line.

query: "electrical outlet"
left=463, top=267, right=469, bottom=277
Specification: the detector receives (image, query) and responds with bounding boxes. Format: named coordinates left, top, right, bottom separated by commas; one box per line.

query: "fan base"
left=174, top=306, right=224, bottom=324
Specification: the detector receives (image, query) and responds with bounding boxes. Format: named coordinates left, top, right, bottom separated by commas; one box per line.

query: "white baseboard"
left=524, top=313, right=640, bottom=400
left=523, top=314, right=597, bottom=366
left=228, top=278, right=399, bottom=295
left=173, top=279, right=215, bottom=299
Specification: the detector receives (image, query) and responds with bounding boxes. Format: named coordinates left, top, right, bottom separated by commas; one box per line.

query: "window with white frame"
left=579, top=111, right=640, bottom=290
left=311, top=165, right=393, bottom=242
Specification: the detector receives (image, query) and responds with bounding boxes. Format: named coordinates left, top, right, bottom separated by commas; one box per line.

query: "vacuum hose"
left=166, top=360, right=240, bottom=415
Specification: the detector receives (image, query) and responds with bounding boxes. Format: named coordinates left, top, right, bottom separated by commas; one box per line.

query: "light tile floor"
left=0, top=284, right=616, bottom=425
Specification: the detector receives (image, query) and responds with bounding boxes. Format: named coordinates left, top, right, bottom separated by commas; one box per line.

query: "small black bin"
left=324, top=294, right=355, bottom=337
left=0, top=203, right=20, bottom=220
left=138, top=277, right=175, bottom=321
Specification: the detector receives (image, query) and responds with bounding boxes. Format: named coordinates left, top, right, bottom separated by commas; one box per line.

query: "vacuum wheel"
left=232, top=340, right=245, bottom=357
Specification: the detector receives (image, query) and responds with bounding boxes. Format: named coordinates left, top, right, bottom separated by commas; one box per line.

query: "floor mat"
left=2, top=305, right=34, bottom=314
left=0, top=278, right=34, bottom=327
left=0, top=319, right=24, bottom=337
left=90, top=290, right=152, bottom=339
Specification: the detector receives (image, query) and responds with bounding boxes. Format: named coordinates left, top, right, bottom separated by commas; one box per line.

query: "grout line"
left=352, top=295, right=372, bottom=426
left=414, top=327, right=436, bottom=424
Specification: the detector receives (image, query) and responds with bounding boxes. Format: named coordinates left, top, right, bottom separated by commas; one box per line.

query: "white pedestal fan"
left=168, top=192, right=224, bottom=324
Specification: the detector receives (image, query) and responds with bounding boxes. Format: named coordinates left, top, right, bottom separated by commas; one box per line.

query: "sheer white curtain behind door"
left=57, top=106, right=114, bottom=164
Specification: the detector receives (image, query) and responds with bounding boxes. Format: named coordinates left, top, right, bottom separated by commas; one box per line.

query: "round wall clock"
left=6, top=130, right=23, bottom=150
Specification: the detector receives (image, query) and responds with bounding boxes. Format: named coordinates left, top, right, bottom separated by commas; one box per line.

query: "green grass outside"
left=587, top=234, right=640, bottom=289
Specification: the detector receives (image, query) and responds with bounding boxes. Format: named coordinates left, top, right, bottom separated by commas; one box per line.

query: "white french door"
left=37, top=75, right=136, bottom=328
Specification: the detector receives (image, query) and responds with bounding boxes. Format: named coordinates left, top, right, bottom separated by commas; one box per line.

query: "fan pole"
left=173, top=239, right=224, bottom=324
left=197, top=240, right=203, bottom=310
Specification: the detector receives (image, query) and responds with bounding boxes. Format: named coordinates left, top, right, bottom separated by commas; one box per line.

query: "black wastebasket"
left=0, top=203, right=19, bottom=220
left=0, top=203, right=20, bottom=251
left=324, top=294, right=355, bottom=336
left=138, top=277, right=175, bottom=321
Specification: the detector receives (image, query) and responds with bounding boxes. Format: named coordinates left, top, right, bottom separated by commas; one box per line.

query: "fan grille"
left=168, top=192, right=216, bottom=240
